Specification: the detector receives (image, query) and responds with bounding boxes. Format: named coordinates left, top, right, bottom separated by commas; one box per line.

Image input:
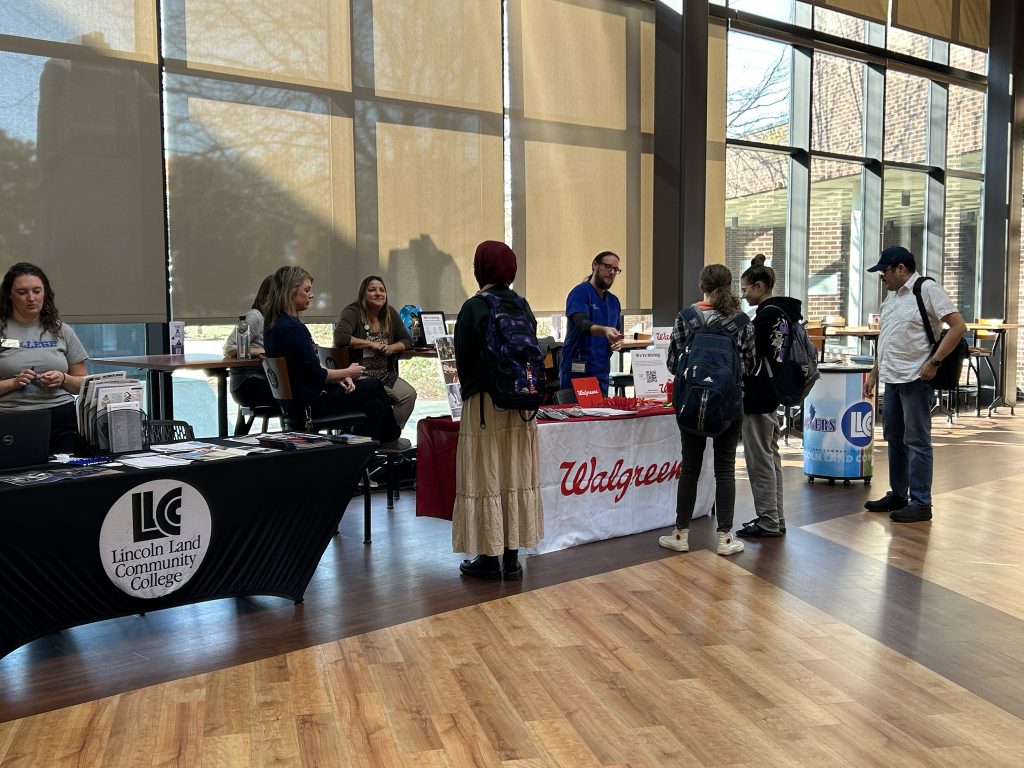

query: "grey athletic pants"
left=741, top=411, right=785, bottom=533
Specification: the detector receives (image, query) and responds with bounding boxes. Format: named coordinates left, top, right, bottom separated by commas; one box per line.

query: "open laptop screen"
left=0, top=410, right=52, bottom=470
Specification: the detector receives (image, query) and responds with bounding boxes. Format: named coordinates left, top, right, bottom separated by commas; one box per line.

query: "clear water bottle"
left=236, top=316, right=251, bottom=359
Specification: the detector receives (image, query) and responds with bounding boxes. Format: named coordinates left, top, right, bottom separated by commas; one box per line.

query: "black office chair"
left=609, top=373, right=634, bottom=397
left=262, top=356, right=376, bottom=542
left=233, top=404, right=280, bottom=436
left=553, top=387, right=577, bottom=404
left=314, top=347, right=411, bottom=514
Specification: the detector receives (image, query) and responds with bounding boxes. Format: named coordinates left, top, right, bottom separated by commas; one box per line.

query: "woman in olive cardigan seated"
left=333, top=275, right=418, bottom=429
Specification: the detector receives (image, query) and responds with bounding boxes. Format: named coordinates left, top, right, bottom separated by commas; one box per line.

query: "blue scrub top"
left=559, top=280, right=621, bottom=391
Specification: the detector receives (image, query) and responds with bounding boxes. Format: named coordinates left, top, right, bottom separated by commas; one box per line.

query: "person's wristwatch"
left=929, top=358, right=942, bottom=367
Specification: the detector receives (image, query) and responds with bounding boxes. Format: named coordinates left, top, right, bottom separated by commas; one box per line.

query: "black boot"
left=459, top=555, right=501, bottom=579
left=502, top=548, right=523, bottom=581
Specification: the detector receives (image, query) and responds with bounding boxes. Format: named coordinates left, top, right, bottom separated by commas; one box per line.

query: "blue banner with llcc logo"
left=802, top=366, right=874, bottom=479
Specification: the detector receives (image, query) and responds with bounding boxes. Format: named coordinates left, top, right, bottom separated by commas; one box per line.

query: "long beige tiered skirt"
left=452, top=392, right=544, bottom=556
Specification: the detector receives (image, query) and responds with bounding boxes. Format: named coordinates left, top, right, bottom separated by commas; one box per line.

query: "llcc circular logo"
left=842, top=401, right=874, bottom=448
left=99, top=479, right=212, bottom=599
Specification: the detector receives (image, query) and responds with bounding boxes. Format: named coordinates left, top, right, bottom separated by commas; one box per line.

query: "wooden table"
left=90, top=355, right=260, bottom=437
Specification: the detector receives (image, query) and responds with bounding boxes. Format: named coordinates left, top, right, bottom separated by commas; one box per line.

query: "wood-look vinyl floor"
left=1, top=411, right=1023, bottom=766
left=2, top=553, right=1023, bottom=767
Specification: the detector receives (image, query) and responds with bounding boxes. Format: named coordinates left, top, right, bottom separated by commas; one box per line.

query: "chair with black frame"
left=553, top=387, right=577, bottom=405
left=262, top=355, right=375, bottom=543
left=805, top=321, right=826, bottom=362
left=233, top=404, right=280, bottom=437
left=820, top=315, right=847, bottom=362
left=316, top=346, right=410, bottom=514
left=538, top=337, right=563, bottom=405
left=964, top=320, right=1000, bottom=417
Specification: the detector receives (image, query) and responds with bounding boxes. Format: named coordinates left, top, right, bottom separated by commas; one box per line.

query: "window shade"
left=509, top=0, right=653, bottom=313
left=811, top=0, right=889, bottom=24
left=892, top=0, right=990, bottom=51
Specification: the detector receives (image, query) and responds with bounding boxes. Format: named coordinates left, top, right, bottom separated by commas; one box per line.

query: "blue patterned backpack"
left=478, top=292, right=545, bottom=418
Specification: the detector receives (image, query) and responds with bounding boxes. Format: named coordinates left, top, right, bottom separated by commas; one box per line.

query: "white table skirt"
left=526, top=412, right=714, bottom=554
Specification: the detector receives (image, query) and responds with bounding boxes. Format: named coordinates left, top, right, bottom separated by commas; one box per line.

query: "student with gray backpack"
left=737, top=255, right=812, bottom=538
left=659, top=264, right=755, bottom=556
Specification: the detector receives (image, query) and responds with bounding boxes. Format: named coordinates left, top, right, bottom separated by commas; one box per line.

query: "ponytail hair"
left=699, top=263, right=740, bottom=316
left=741, top=253, right=776, bottom=292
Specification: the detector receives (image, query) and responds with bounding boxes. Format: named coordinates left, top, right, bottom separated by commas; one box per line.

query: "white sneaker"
left=658, top=528, right=689, bottom=552
left=716, top=532, right=744, bottom=556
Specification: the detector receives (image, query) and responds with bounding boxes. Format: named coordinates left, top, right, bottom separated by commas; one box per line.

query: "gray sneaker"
left=379, top=437, right=412, bottom=452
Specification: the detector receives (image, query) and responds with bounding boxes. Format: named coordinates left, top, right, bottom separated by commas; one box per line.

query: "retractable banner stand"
left=803, top=364, right=874, bottom=483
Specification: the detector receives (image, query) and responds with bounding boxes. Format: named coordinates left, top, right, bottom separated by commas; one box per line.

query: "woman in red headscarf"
left=451, top=241, right=544, bottom=580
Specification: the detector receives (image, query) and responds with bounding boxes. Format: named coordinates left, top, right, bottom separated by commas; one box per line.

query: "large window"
left=944, top=177, right=982, bottom=321
left=809, top=160, right=864, bottom=322
left=725, top=147, right=789, bottom=287
left=812, top=53, right=865, bottom=156
left=947, top=85, right=985, bottom=173
left=722, top=0, right=992, bottom=337
left=884, top=71, right=930, bottom=164
left=727, top=34, right=792, bottom=145
left=881, top=168, right=927, bottom=260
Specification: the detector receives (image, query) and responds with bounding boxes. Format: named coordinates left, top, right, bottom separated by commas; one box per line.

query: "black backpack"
left=478, top=292, right=545, bottom=420
left=759, top=305, right=820, bottom=407
left=913, top=277, right=968, bottom=390
left=672, top=307, right=749, bottom=436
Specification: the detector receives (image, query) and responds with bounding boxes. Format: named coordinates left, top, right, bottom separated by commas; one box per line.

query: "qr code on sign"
left=644, top=370, right=658, bottom=383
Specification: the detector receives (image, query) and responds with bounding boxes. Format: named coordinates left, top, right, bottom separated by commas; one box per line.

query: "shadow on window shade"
left=0, top=47, right=167, bottom=323
left=161, top=0, right=351, bottom=89
left=164, top=76, right=356, bottom=323
left=508, top=0, right=653, bottom=314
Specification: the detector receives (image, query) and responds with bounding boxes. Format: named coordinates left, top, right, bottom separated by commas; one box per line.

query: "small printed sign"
left=631, top=349, right=670, bottom=400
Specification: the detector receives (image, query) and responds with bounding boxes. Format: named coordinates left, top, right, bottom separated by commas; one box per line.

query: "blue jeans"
left=882, top=379, right=934, bottom=508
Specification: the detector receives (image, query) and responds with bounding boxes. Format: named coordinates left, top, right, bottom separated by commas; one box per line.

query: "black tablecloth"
left=0, top=442, right=373, bottom=658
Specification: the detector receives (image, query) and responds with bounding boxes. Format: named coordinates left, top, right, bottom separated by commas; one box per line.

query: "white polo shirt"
left=877, top=273, right=957, bottom=385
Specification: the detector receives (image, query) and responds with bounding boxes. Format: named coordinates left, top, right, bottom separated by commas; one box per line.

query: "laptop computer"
left=0, top=410, right=52, bottom=470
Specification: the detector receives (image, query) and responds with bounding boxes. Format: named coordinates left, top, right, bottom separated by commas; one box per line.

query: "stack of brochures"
left=256, top=432, right=332, bottom=451
left=76, top=372, right=144, bottom=453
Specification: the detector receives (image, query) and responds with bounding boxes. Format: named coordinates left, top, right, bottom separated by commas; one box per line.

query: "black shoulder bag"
left=912, top=276, right=968, bottom=391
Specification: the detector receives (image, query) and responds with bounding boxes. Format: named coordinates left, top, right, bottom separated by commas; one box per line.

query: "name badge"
left=0, top=338, right=20, bottom=350
left=571, top=360, right=587, bottom=373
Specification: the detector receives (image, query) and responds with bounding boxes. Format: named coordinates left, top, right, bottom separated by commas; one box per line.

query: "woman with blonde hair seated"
left=263, top=266, right=409, bottom=450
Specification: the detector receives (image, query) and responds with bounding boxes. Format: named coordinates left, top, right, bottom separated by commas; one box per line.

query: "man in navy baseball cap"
left=867, top=245, right=914, bottom=273
left=862, top=245, right=966, bottom=524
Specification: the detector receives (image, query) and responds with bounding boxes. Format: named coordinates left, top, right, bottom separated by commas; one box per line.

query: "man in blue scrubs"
left=559, top=251, right=624, bottom=393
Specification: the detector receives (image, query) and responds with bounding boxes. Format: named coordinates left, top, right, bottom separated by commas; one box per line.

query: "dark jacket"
left=454, top=287, right=536, bottom=400
left=263, top=314, right=327, bottom=407
left=743, top=296, right=804, bottom=415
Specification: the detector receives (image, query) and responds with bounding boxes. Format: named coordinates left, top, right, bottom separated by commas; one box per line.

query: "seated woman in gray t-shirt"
left=0, top=262, right=89, bottom=453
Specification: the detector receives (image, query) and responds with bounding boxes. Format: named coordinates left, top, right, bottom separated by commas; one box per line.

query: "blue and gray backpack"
left=478, top=291, right=545, bottom=421
left=672, top=306, right=749, bottom=437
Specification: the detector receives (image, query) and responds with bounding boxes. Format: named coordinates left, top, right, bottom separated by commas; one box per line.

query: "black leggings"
left=675, top=414, right=742, bottom=532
